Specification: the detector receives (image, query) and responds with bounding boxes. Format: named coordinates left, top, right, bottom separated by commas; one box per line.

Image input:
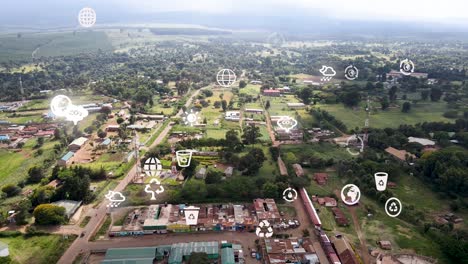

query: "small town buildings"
left=99, top=138, right=112, bottom=149
left=68, top=137, right=88, bottom=151
left=106, top=125, right=120, bottom=132
left=317, top=197, right=337, bottom=207
left=244, top=108, right=263, bottom=114
left=300, top=188, right=321, bottom=228
left=47, top=179, right=62, bottom=189
left=262, top=89, right=281, bottom=97
left=385, top=147, right=416, bottom=162
left=264, top=238, right=317, bottom=264
left=332, top=207, right=349, bottom=226
left=332, top=236, right=358, bottom=264
left=58, top=151, right=75, bottom=166
left=224, top=167, right=233, bottom=177
left=387, top=70, right=428, bottom=79
left=225, top=111, right=241, bottom=121
left=287, top=102, right=306, bottom=109
left=253, top=198, right=281, bottom=223
left=378, top=240, right=392, bottom=250
left=408, top=137, right=435, bottom=146
left=277, top=86, right=291, bottom=94
left=292, top=163, right=304, bottom=177
left=196, top=167, right=207, bottom=179
left=314, top=173, right=329, bottom=185
left=0, top=134, right=10, bottom=143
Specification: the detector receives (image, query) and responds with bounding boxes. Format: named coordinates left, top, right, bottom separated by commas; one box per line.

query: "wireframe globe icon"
left=143, top=157, right=162, bottom=177
left=78, top=7, right=97, bottom=28
left=216, top=69, right=237, bottom=87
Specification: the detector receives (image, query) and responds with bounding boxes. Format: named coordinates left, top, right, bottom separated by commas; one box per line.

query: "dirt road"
left=58, top=88, right=203, bottom=263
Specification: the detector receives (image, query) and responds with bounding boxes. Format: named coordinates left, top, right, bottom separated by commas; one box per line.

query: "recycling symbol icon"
left=256, top=220, right=274, bottom=238
left=188, top=213, right=195, bottom=220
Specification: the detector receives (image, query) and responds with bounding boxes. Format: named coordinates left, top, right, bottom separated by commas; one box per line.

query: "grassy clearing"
left=281, top=143, right=351, bottom=162
left=314, top=101, right=453, bottom=129
left=0, top=234, right=76, bottom=264
left=0, top=150, right=27, bottom=184
left=240, top=84, right=261, bottom=96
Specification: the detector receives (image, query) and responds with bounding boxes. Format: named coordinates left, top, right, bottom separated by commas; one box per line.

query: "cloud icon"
left=319, top=65, right=336, bottom=77
left=105, top=191, right=126, bottom=202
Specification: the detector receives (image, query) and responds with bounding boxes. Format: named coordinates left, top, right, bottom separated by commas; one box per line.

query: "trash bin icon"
left=176, top=150, right=194, bottom=167
left=374, top=172, right=388, bottom=191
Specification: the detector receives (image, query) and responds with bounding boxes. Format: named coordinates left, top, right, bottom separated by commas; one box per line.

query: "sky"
left=1, top=0, right=468, bottom=28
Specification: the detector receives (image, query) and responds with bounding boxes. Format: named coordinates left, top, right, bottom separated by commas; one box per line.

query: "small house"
left=68, top=137, right=88, bottom=151
left=196, top=167, right=207, bottom=179
left=314, top=173, right=329, bottom=185
left=58, top=151, right=75, bottom=166
left=262, top=89, right=281, bottom=97
left=224, top=167, right=234, bottom=177
left=378, top=241, right=392, bottom=250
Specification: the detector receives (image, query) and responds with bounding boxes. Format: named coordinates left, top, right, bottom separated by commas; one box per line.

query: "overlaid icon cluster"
left=50, top=95, right=89, bottom=125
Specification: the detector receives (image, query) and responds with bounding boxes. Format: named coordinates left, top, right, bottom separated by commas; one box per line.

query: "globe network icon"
left=340, top=184, right=361, bottom=206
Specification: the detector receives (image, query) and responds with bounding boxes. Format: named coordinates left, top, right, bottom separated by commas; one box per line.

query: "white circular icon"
left=256, top=220, right=274, bottom=238
left=344, top=65, right=359, bottom=80
left=143, top=157, right=162, bottom=177
left=183, top=109, right=200, bottom=126
left=50, top=95, right=72, bottom=117
left=267, top=32, right=286, bottom=46
left=345, top=135, right=364, bottom=156
left=385, top=197, right=402, bottom=218
left=282, top=187, right=298, bottom=203
left=341, top=184, right=361, bottom=206
left=216, top=69, right=237, bottom=87
left=78, top=7, right=97, bottom=28
left=399, top=59, right=414, bottom=76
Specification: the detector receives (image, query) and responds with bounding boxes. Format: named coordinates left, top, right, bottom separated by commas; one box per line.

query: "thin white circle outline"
left=340, top=184, right=361, bottom=206
left=385, top=197, right=402, bottom=218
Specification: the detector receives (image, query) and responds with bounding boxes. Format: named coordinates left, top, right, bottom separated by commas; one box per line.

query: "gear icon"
left=256, top=220, right=274, bottom=238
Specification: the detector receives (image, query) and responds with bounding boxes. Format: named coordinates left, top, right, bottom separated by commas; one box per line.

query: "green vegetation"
left=91, top=216, right=112, bottom=241
left=0, top=234, right=76, bottom=264
left=79, top=216, right=91, bottom=228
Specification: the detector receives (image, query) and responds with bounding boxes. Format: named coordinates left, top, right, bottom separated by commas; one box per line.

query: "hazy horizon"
left=1, top=0, right=468, bottom=33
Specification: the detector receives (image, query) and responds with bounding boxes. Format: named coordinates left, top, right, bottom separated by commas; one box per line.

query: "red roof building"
left=262, top=89, right=281, bottom=97
left=299, top=188, right=321, bottom=227
left=314, top=173, right=329, bottom=185
left=332, top=208, right=349, bottom=226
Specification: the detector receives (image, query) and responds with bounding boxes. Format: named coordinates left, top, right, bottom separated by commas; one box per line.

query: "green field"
left=0, top=234, right=76, bottom=264
left=0, top=150, right=27, bottom=184
left=0, top=31, right=113, bottom=61
left=0, top=139, right=59, bottom=186
left=315, top=101, right=453, bottom=129
left=281, top=142, right=351, bottom=162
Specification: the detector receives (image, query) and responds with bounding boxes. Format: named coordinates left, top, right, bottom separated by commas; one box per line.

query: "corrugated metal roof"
left=103, top=247, right=157, bottom=263
left=61, top=151, right=75, bottom=161
left=221, top=247, right=235, bottom=264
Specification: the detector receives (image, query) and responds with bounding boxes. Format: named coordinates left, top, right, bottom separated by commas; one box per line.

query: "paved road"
left=58, top=89, right=203, bottom=263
